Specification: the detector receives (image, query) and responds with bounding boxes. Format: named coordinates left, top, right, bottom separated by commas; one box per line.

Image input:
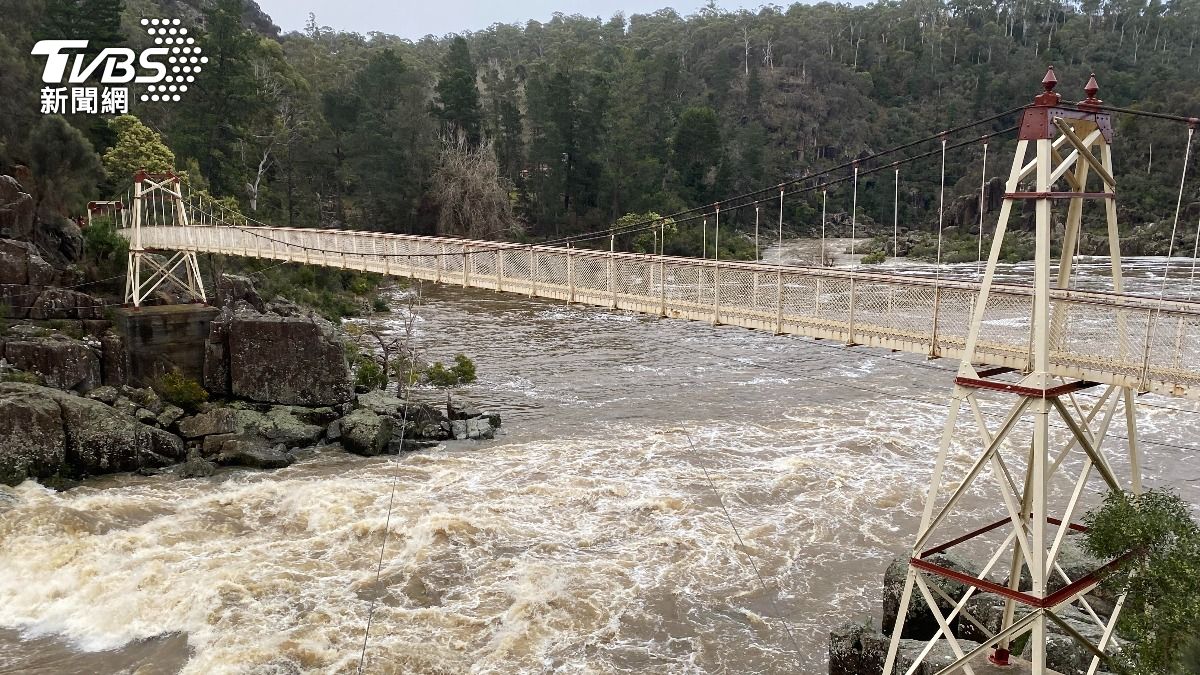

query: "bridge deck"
left=130, top=226, right=1200, bottom=400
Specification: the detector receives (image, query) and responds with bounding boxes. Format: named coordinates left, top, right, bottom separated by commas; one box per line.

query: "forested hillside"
left=3, top=0, right=1200, bottom=257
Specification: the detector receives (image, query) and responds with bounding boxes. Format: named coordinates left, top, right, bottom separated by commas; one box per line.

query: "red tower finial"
left=1042, top=66, right=1058, bottom=92
left=1034, top=66, right=1061, bottom=107
left=1079, top=72, right=1103, bottom=111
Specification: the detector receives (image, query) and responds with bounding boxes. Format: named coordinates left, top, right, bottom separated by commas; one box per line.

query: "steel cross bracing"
left=880, top=68, right=1147, bottom=674
left=123, top=219, right=1200, bottom=401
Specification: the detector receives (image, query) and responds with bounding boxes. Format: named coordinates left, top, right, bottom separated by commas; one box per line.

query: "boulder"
left=86, top=385, right=120, bottom=405
left=29, top=288, right=104, bottom=320
left=0, top=388, right=66, bottom=486
left=258, top=406, right=324, bottom=448
left=215, top=274, right=266, bottom=313
left=214, top=311, right=352, bottom=406
left=325, top=419, right=342, bottom=441
left=157, top=405, right=185, bottom=429
left=0, top=178, right=35, bottom=242
left=0, top=239, right=56, bottom=285
left=451, top=417, right=495, bottom=441
left=0, top=383, right=184, bottom=485
left=178, top=408, right=239, bottom=438
left=176, top=449, right=217, bottom=478
left=121, top=386, right=165, bottom=415
left=340, top=408, right=393, bottom=456
left=882, top=555, right=973, bottom=640
left=215, top=438, right=294, bottom=469
left=3, top=335, right=101, bottom=392
left=829, top=621, right=978, bottom=675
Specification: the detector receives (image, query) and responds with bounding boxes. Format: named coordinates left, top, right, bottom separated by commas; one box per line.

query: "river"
left=2, top=253, right=1199, bottom=674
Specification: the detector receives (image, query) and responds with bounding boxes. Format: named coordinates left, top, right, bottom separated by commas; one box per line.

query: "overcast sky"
left=256, top=0, right=763, bottom=39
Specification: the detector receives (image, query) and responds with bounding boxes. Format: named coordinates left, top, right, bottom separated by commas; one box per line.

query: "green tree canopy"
left=1085, top=489, right=1200, bottom=674
left=102, top=115, right=175, bottom=181
left=436, top=36, right=483, bottom=145
left=28, top=115, right=103, bottom=215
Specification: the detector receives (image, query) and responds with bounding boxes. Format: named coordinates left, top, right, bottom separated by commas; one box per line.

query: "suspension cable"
left=851, top=164, right=859, bottom=258
left=893, top=167, right=900, bottom=259
left=935, top=136, right=948, bottom=285
left=677, top=429, right=805, bottom=668
left=977, top=140, right=988, bottom=276
left=357, top=305, right=424, bottom=674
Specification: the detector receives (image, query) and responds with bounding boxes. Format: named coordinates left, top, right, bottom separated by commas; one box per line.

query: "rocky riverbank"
left=0, top=216, right=502, bottom=488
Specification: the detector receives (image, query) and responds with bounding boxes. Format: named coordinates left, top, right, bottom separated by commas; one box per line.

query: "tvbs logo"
left=32, top=18, right=205, bottom=114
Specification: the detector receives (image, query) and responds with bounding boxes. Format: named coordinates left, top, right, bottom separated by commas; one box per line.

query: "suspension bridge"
left=106, top=68, right=1200, bottom=674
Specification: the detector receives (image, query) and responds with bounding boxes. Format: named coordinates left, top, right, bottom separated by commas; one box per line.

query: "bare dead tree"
left=346, top=286, right=423, bottom=395
left=431, top=137, right=523, bottom=239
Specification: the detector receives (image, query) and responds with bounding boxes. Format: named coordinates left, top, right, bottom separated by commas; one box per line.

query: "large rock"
left=0, top=383, right=184, bottom=485
left=213, top=437, right=293, bottom=469
left=0, top=177, right=34, bottom=242
left=3, top=335, right=101, bottom=392
left=340, top=408, right=393, bottom=456
left=0, top=239, right=56, bottom=285
left=29, top=288, right=104, bottom=320
left=178, top=407, right=239, bottom=438
left=213, top=311, right=353, bottom=406
left=214, top=274, right=266, bottom=313
left=830, top=621, right=977, bottom=675
left=882, top=555, right=972, bottom=640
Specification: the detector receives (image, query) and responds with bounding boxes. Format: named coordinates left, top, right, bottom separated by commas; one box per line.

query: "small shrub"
left=372, top=296, right=391, bottom=313
left=355, top=359, right=387, bottom=390
left=153, top=371, right=209, bottom=410
left=1, top=370, right=42, bottom=385
left=424, top=354, right=477, bottom=387
left=860, top=250, right=886, bottom=265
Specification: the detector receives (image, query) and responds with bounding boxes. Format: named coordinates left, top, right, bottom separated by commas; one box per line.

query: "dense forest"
left=3, top=0, right=1200, bottom=260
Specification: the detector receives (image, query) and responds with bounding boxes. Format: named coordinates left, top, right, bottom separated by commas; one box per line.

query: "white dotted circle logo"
left=138, top=18, right=202, bottom=103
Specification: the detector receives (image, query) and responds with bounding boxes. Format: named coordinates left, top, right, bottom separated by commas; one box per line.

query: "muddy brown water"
left=2, top=254, right=1198, bottom=674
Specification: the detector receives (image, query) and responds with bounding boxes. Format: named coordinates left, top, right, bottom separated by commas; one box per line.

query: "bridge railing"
left=132, top=225, right=1200, bottom=399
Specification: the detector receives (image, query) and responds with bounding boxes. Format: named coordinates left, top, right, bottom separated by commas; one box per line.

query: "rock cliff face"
left=206, top=309, right=353, bottom=406
left=0, top=237, right=101, bottom=320
left=0, top=383, right=184, bottom=486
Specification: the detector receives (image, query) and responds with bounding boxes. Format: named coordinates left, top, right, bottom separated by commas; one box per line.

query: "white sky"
left=256, top=0, right=771, bottom=39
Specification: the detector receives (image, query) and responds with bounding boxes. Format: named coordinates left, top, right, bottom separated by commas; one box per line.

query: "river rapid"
left=1, top=254, right=1199, bottom=674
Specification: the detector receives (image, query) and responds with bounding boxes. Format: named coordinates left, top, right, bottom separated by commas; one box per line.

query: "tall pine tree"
left=435, top=36, right=482, bottom=145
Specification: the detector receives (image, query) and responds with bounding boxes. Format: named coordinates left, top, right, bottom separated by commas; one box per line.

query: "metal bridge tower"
left=883, top=69, right=1141, bottom=673
left=124, top=170, right=206, bottom=307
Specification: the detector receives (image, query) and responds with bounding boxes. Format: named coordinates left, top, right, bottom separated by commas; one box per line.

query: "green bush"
left=1, top=370, right=42, bottom=385
left=424, top=354, right=477, bottom=387
left=1084, top=488, right=1200, bottom=675
left=82, top=218, right=129, bottom=284
left=152, top=371, right=209, bottom=410
left=860, top=250, right=886, bottom=265
left=354, top=359, right=387, bottom=390
left=372, top=296, right=391, bottom=313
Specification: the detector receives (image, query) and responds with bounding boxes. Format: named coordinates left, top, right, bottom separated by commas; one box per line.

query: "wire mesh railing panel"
left=664, top=262, right=701, bottom=306
left=973, top=291, right=1034, bottom=362
left=502, top=249, right=532, bottom=285
left=536, top=251, right=567, bottom=289
left=576, top=256, right=609, bottom=294
left=716, top=268, right=758, bottom=320
left=615, top=258, right=654, bottom=299
left=125, top=225, right=1200, bottom=397
left=934, top=288, right=979, bottom=353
